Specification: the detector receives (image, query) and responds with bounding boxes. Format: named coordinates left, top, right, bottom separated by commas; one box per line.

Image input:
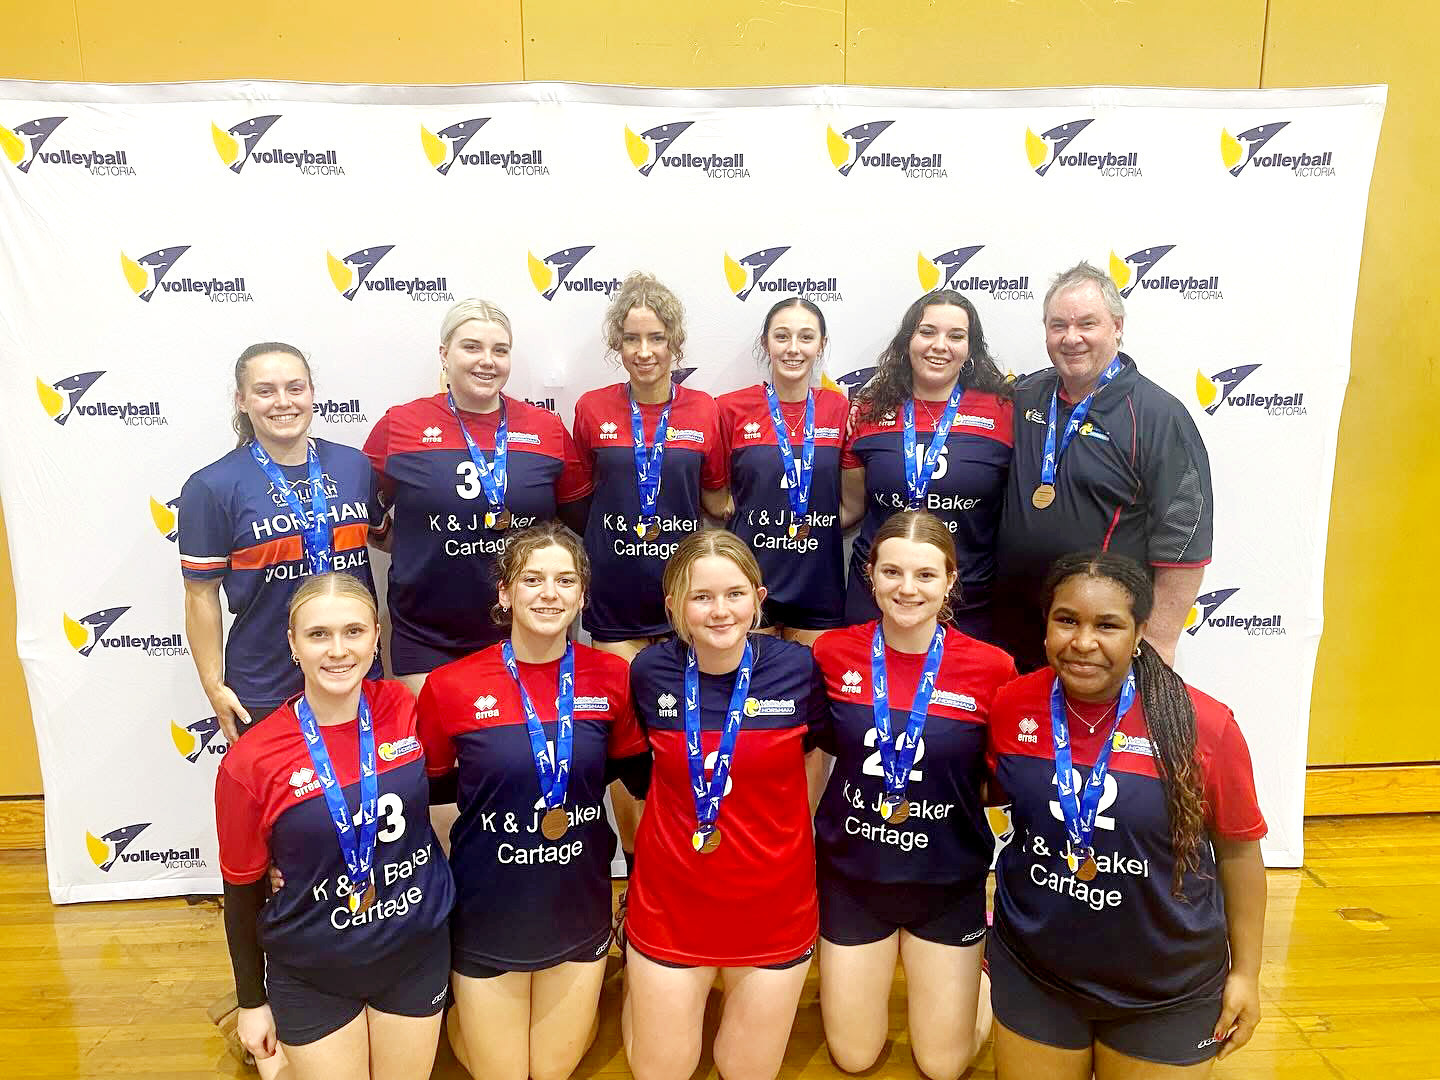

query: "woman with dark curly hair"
left=840, top=289, right=1012, bottom=643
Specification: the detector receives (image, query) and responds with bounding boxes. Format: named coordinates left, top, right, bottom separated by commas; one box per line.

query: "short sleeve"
left=805, top=661, right=834, bottom=755
left=555, top=420, right=595, bottom=503
left=1201, top=710, right=1267, bottom=841
left=701, top=402, right=728, bottom=491
left=416, top=674, right=457, bottom=777
left=605, top=674, right=649, bottom=759
left=214, top=764, right=271, bottom=884
left=569, top=400, right=597, bottom=492
left=177, top=472, right=232, bottom=581
left=1142, top=401, right=1214, bottom=567
left=366, top=461, right=385, bottom=527
left=840, top=405, right=864, bottom=470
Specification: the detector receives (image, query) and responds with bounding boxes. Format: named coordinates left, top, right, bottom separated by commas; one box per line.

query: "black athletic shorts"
left=818, top=867, right=987, bottom=948
left=265, top=928, right=451, bottom=1046
left=454, top=925, right=612, bottom=979
left=988, top=931, right=1226, bottom=1067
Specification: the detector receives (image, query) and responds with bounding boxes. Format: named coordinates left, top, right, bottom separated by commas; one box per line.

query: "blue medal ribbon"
left=446, top=392, right=508, bottom=525
left=684, top=640, right=754, bottom=836
left=501, top=641, right=575, bottom=812
left=249, top=439, right=332, bottom=573
left=295, top=692, right=378, bottom=908
left=1039, top=355, right=1125, bottom=487
left=870, top=623, right=946, bottom=800
left=901, top=383, right=966, bottom=509
left=629, top=388, right=672, bottom=532
left=1049, top=669, right=1137, bottom=872
left=763, top=383, right=814, bottom=536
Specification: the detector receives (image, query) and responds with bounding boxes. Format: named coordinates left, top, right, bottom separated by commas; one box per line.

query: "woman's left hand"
left=1214, top=971, right=1261, bottom=1059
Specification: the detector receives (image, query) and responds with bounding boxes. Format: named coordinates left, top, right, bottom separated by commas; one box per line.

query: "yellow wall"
left=0, top=0, right=1431, bottom=792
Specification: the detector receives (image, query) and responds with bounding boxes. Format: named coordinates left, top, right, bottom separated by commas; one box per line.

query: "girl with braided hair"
left=985, top=551, right=1267, bottom=1078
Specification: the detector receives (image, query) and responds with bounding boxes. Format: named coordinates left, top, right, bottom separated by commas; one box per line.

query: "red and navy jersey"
left=812, top=622, right=1016, bottom=885
left=215, top=680, right=455, bottom=971
left=571, top=384, right=726, bottom=641
left=627, top=637, right=823, bottom=966
left=415, top=643, right=646, bottom=969
left=987, top=668, right=1266, bottom=1009
left=993, top=357, right=1213, bottom=669
left=842, top=391, right=1013, bottom=623
left=716, top=385, right=848, bottom=627
left=179, top=440, right=380, bottom=711
left=363, top=394, right=591, bottom=673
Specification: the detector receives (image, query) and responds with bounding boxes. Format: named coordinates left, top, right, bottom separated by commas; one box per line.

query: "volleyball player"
left=812, top=510, right=1016, bottom=1079
left=716, top=297, right=848, bottom=646
left=987, top=552, right=1267, bottom=1078
left=415, top=524, right=650, bottom=1080
left=622, top=529, right=823, bottom=1080
left=216, top=573, right=454, bottom=1080
left=841, top=290, right=1013, bottom=643
left=180, top=343, right=380, bottom=742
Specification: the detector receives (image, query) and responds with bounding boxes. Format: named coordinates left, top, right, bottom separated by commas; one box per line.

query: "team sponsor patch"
left=508, top=431, right=541, bottom=445
left=379, top=736, right=421, bottom=761
left=574, top=695, right=610, bottom=712
left=931, top=689, right=978, bottom=712
left=954, top=414, right=996, bottom=430
left=743, top=697, right=796, bottom=717
left=666, top=428, right=705, bottom=443
left=1110, top=731, right=1153, bottom=757
left=815, top=426, right=841, bottom=439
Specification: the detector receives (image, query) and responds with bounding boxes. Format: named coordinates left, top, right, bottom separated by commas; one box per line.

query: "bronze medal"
left=692, top=826, right=722, bottom=854
left=541, top=805, right=570, bottom=841
left=485, top=507, right=512, bottom=531
left=1076, top=855, right=1098, bottom=882
left=880, top=797, right=910, bottom=825
left=788, top=522, right=810, bottom=541
left=1031, top=483, right=1056, bottom=510
left=641, top=519, right=661, bottom=542
left=351, top=880, right=376, bottom=914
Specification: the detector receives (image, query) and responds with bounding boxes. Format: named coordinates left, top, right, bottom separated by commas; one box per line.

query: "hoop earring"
left=291, top=654, right=299, bottom=665
left=1133, top=644, right=1142, bottom=658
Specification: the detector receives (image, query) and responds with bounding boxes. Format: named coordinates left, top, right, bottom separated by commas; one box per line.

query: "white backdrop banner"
left=0, top=81, right=1383, bottom=901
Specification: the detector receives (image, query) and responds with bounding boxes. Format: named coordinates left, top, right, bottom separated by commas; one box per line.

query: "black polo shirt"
left=993, top=354, right=1213, bottom=670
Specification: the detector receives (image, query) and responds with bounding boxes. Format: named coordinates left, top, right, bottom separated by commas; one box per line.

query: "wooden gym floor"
left=3, top=807, right=1438, bottom=1080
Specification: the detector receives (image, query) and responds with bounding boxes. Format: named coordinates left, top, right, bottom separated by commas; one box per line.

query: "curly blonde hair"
left=602, top=271, right=686, bottom=364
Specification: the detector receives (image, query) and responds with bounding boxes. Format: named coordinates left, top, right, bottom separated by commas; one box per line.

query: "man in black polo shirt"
left=993, top=262, right=1212, bottom=671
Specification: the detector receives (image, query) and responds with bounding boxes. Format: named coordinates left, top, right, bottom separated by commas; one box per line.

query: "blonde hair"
left=287, top=572, right=378, bottom=628
left=440, top=299, right=513, bottom=349
left=490, top=524, right=591, bottom=626
left=662, top=529, right=765, bottom=643
left=602, top=271, right=687, bottom=364
left=866, top=510, right=960, bottom=625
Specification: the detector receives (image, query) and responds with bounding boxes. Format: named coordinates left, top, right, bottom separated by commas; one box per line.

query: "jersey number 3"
left=354, top=792, right=406, bottom=844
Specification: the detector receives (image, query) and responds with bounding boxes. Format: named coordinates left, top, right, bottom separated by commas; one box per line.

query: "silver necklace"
left=1065, top=697, right=1117, bottom=735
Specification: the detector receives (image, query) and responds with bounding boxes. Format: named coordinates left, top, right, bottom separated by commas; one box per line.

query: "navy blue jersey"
left=627, top=637, right=822, bottom=966
left=716, top=384, right=848, bottom=627
left=812, top=622, right=1016, bottom=885
left=571, top=384, right=726, bottom=641
left=842, top=391, right=1013, bottom=625
left=987, top=669, right=1266, bottom=1009
left=363, top=394, right=591, bottom=674
left=416, top=643, right=646, bottom=969
left=179, top=440, right=380, bottom=711
left=993, top=357, right=1214, bottom=669
left=216, top=680, right=455, bottom=971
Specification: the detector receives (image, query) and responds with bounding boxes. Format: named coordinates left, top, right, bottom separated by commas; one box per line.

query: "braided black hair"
left=1042, top=552, right=1207, bottom=898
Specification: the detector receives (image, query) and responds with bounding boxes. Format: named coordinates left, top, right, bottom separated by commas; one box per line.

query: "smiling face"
left=619, top=306, right=674, bottom=397
left=765, top=303, right=825, bottom=397
left=288, top=593, right=379, bottom=701
left=1045, top=574, right=1146, bottom=703
left=870, top=536, right=956, bottom=636
left=907, top=303, right=970, bottom=399
left=1044, top=282, right=1124, bottom=399
left=670, top=554, right=766, bottom=657
left=237, top=351, right=313, bottom=447
left=499, top=543, right=584, bottom=643
left=441, top=319, right=512, bottom=412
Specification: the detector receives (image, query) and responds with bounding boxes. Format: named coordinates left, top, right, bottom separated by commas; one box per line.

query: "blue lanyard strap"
left=1049, top=669, right=1137, bottom=862
left=870, top=623, right=946, bottom=797
left=763, top=383, right=815, bottom=526
left=249, top=439, right=332, bottom=573
left=684, top=641, right=754, bottom=828
left=447, top=392, right=508, bottom=513
left=501, top=641, right=575, bottom=810
left=902, top=383, right=966, bottom=508
left=629, top=388, right=673, bottom=522
left=1039, top=356, right=1124, bottom=486
left=295, top=692, right=378, bottom=895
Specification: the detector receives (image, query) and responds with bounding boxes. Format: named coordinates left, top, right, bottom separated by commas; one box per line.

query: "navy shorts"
left=454, top=925, right=612, bottom=979
left=819, top=868, right=987, bottom=948
left=265, top=928, right=451, bottom=1046
left=629, top=941, right=815, bottom=971
left=988, top=932, right=1226, bottom=1067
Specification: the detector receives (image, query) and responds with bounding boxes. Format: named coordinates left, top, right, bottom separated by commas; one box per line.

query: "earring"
left=1133, top=644, right=1142, bottom=658
left=291, top=654, right=299, bottom=665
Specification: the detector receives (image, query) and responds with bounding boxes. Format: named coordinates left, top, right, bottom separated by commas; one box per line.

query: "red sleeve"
left=1200, top=710, right=1268, bottom=841
left=214, top=761, right=271, bottom=885
left=555, top=419, right=594, bottom=503
left=701, top=398, right=727, bottom=491
left=714, top=398, right=736, bottom=487
left=840, top=404, right=864, bottom=470
left=606, top=669, right=649, bottom=759
left=362, top=411, right=396, bottom=501
left=569, top=398, right=596, bottom=491
left=416, top=673, right=457, bottom=777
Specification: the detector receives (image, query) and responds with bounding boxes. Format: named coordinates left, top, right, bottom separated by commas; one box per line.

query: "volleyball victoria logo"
left=326, top=245, right=454, bottom=303
left=1, top=114, right=135, bottom=175
left=527, top=246, right=621, bottom=301
left=35, top=371, right=168, bottom=428
left=1184, top=589, right=1285, bottom=637
left=723, top=246, right=843, bottom=303
left=1024, top=118, right=1142, bottom=178
left=1194, top=365, right=1306, bottom=418
left=1220, top=121, right=1336, bottom=178
left=119, top=246, right=253, bottom=304
left=420, top=117, right=548, bottom=175
left=826, top=120, right=947, bottom=178
left=916, top=244, right=1033, bottom=301
left=623, top=121, right=749, bottom=179
left=211, top=114, right=346, bottom=175
left=1107, top=245, right=1223, bottom=302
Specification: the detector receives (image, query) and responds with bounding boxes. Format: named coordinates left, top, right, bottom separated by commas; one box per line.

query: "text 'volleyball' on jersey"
left=327, top=245, right=454, bottom=303
left=1, top=114, right=135, bottom=175
left=916, top=244, right=1034, bottom=301
left=1025, top=118, right=1142, bottom=178
left=419, top=117, right=548, bottom=176
left=827, top=120, right=946, bottom=179
left=120, top=246, right=253, bottom=304
left=212, top=114, right=346, bottom=175
left=1108, top=245, right=1222, bottom=302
